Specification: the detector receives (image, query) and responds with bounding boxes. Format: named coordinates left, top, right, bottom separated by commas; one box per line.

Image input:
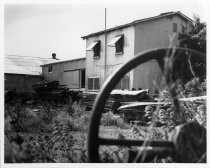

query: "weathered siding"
left=5, top=74, right=43, bottom=94
left=84, top=13, right=191, bottom=92
left=42, top=58, right=85, bottom=90
left=133, top=16, right=191, bottom=91
left=62, top=70, right=80, bottom=89
left=86, top=26, right=135, bottom=91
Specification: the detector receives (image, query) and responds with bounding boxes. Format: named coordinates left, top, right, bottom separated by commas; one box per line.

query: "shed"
left=41, top=58, right=86, bottom=91
left=4, top=55, right=58, bottom=95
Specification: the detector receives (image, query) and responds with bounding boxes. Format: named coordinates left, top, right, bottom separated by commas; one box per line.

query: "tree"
left=174, top=15, right=206, bottom=83
left=179, top=15, right=206, bottom=54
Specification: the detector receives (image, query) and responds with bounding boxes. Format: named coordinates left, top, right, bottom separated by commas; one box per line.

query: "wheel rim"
left=87, top=47, right=206, bottom=162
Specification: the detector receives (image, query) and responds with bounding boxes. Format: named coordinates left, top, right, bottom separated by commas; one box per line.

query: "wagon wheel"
left=88, top=47, right=206, bottom=162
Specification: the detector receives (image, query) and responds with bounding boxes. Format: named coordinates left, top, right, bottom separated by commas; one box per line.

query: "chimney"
left=52, top=53, right=56, bottom=59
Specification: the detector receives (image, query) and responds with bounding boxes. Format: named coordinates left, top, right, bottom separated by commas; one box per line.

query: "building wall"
left=133, top=16, right=191, bottom=91
left=4, top=74, right=43, bottom=94
left=85, top=14, right=191, bottom=92
left=85, top=26, right=135, bottom=91
left=42, top=58, right=85, bottom=90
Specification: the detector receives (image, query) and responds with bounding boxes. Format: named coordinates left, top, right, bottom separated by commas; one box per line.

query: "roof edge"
left=5, top=72, right=43, bottom=76
left=81, top=11, right=193, bottom=39
left=41, top=57, right=86, bottom=66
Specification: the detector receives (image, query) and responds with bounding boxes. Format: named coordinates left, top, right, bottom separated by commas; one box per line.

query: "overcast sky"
left=4, top=0, right=208, bottom=61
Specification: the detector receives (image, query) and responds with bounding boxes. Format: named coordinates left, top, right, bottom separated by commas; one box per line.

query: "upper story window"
left=182, top=25, right=187, bottom=33
left=86, top=40, right=101, bottom=58
left=48, top=66, right=52, bottom=73
left=173, top=23, right=177, bottom=32
left=108, top=34, right=124, bottom=55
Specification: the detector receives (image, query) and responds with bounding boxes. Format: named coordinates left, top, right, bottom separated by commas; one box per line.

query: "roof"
left=41, top=57, right=86, bottom=66
left=81, top=11, right=193, bottom=39
left=5, top=55, right=59, bottom=76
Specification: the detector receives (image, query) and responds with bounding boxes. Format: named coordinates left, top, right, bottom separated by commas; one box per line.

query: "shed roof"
left=81, top=11, right=193, bottom=39
left=41, top=57, right=86, bottom=66
left=5, top=55, right=58, bottom=76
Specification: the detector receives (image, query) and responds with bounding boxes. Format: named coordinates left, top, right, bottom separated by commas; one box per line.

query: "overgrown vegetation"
left=4, top=74, right=206, bottom=163
left=4, top=102, right=89, bottom=163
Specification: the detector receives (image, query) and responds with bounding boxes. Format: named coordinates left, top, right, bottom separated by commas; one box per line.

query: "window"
left=80, top=69, right=86, bottom=88
left=108, top=35, right=124, bottom=54
left=173, top=23, right=177, bottom=32
left=88, top=76, right=100, bottom=91
left=48, top=66, right=52, bottom=73
left=182, top=25, right=186, bottom=33
left=86, top=40, right=101, bottom=58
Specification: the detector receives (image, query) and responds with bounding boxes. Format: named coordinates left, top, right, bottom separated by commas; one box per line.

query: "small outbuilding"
left=41, top=58, right=86, bottom=91
left=4, top=54, right=58, bottom=95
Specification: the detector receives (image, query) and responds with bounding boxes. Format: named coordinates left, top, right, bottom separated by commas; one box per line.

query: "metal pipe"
left=104, top=8, right=107, bottom=79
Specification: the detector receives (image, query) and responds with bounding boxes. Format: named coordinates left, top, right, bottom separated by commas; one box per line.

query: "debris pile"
left=105, top=90, right=153, bottom=113
left=80, top=92, right=97, bottom=110
left=32, top=80, right=70, bottom=103
left=80, top=89, right=152, bottom=112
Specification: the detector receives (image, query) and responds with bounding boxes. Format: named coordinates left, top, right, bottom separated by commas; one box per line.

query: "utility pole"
left=104, top=8, right=107, bottom=79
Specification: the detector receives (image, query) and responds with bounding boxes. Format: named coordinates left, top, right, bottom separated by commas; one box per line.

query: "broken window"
left=48, top=66, right=52, bottom=73
left=86, top=40, right=101, bottom=58
left=88, top=76, right=100, bottom=91
left=108, top=35, right=124, bottom=54
left=173, top=23, right=177, bottom=32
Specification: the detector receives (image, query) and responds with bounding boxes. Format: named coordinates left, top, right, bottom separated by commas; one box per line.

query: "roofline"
left=5, top=54, right=55, bottom=60
left=5, top=73, right=43, bottom=77
left=41, top=57, right=86, bottom=66
left=81, top=11, right=193, bottom=39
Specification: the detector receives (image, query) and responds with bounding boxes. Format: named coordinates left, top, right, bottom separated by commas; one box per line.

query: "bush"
left=101, top=112, right=130, bottom=129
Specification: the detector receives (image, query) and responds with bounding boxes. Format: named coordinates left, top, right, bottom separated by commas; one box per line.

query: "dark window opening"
left=182, top=25, right=186, bottom=33
left=86, top=40, right=101, bottom=59
left=108, top=35, right=124, bottom=55
left=173, top=23, right=177, bottom=32
left=93, top=41, right=101, bottom=58
left=88, top=77, right=100, bottom=90
left=115, top=35, right=124, bottom=54
left=94, top=77, right=100, bottom=90
left=81, top=69, right=86, bottom=88
left=48, top=66, right=52, bottom=73
left=88, top=78, right=94, bottom=90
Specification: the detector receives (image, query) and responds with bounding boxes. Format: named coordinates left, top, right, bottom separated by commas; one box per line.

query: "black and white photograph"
left=1, top=0, right=208, bottom=167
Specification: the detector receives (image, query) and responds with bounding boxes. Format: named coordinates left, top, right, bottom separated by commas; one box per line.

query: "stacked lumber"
left=79, top=92, right=98, bottom=109
left=32, top=80, right=69, bottom=102
left=80, top=89, right=153, bottom=112
left=105, top=90, right=153, bottom=113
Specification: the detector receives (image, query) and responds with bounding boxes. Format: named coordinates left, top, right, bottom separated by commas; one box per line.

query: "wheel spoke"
left=98, top=137, right=175, bottom=148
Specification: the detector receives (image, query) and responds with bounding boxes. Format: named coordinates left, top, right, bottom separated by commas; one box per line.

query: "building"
left=41, top=58, right=86, bottom=91
left=4, top=54, right=58, bottom=95
left=82, top=11, right=192, bottom=92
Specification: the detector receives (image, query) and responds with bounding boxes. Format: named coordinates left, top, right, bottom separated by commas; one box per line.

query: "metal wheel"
left=87, top=47, right=206, bottom=162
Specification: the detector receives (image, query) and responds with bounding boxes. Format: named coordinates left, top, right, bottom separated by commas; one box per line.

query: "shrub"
left=101, top=112, right=131, bottom=129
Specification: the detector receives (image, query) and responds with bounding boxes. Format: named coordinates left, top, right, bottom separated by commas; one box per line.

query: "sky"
left=4, top=0, right=209, bottom=61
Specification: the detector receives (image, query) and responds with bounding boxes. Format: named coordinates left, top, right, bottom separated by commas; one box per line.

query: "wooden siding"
left=85, top=14, right=191, bottom=92
left=133, top=16, right=191, bottom=91
left=42, top=59, right=85, bottom=90
left=86, top=26, right=135, bottom=91
left=5, top=74, right=43, bottom=94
